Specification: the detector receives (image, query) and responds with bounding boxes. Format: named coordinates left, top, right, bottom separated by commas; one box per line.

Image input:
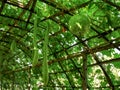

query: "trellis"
left=0, top=0, right=120, bottom=90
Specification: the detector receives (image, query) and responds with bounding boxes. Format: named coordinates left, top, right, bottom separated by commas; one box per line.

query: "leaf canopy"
left=0, top=0, right=120, bottom=89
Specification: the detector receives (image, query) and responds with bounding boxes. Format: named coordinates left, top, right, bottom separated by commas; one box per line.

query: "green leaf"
left=32, top=87, right=38, bottom=90
left=96, top=69, right=101, bottom=73
left=32, top=67, right=41, bottom=75
left=102, top=50, right=112, bottom=57
left=113, top=62, right=120, bottom=68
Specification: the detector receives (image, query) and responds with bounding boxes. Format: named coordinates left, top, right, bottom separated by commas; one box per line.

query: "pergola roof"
left=0, top=0, right=120, bottom=89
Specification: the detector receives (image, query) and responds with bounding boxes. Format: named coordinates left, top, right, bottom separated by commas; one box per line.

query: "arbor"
left=0, top=0, right=120, bottom=89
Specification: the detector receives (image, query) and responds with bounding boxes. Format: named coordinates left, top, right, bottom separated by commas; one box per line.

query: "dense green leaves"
left=113, top=62, right=120, bottom=68
left=0, top=0, right=120, bottom=89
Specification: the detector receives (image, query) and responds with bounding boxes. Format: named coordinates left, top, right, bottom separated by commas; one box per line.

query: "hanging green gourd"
left=0, top=51, right=3, bottom=67
left=69, top=13, right=90, bottom=38
left=42, top=23, right=49, bottom=87
left=32, top=15, right=39, bottom=67
left=32, top=49, right=39, bottom=66
left=10, top=40, right=16, bottom=52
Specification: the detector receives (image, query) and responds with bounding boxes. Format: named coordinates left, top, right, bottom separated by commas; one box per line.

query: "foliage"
left=0, top=0, right=120, bottom=89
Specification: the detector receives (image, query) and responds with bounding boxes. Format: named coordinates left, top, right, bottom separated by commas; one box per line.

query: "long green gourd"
left=33, top=15, right=37, bottom=48
left=42, top=23, right=49, bottom=87
left=10, top=40, right=16, bottom=52
left=32, top=15, right=39, bottom=67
